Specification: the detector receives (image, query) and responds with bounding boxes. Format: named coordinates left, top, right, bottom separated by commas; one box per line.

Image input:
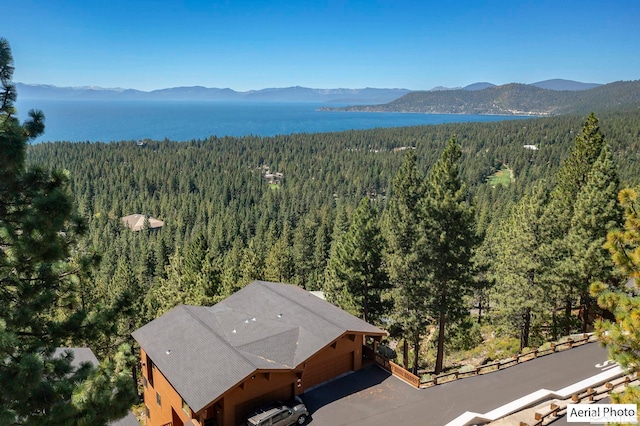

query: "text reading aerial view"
left=2, top=1, right=640, bottom=425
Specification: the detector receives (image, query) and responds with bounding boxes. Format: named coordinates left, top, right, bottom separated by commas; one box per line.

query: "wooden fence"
left=521, top=374, right=637, bottom=426
left=420, top=333, right=596, bottom=388
left=372, top=350, right=421, bottom=388
left=368, top=334, right=596, bottom=390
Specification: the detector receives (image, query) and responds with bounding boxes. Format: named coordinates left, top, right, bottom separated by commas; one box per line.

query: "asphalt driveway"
left=303, top=342, right=611, bottom=426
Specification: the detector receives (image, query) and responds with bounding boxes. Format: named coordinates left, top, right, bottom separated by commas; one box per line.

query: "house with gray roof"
left=132, top=280, right=386, bottom=426
left=54, top=348, right=140, bottom=426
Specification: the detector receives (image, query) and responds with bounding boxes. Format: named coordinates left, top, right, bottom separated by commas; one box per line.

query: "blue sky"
left=4, top=0, right=639, bottom=91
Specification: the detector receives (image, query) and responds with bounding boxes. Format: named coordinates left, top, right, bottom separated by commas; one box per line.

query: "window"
left=156, top=391, right=161, bottom=407
left=182, top=398, right=191, bottom=416
left=142, top=376, right=148, bottom=388
left=146, top=354, right=154, bottom=387
left=272, top=410, right=291, bottom=423
left=145, top=405, right=150, bottom=419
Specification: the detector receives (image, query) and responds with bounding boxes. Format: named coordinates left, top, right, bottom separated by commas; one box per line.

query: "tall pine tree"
left=422, top=137, right=478, bottom=374
left=490, top=183, right=550, bottom=349
left=0, top=38, right=135, bottom=425
left=384, top=148, right=429, bottom=371
left=564, top=145, right=621, bottom=332
left=544, top=113, right=606, bottom=334
left=591, top=186, right=640, bottom=405
left=325, top=197, right=391, bottom=324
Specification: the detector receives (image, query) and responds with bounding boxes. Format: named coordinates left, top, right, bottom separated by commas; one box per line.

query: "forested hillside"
left=26, top=111, right=640, bottom=363
left=327, top=80, right=640, bottom=115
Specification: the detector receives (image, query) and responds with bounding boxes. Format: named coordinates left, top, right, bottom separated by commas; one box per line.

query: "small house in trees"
left=132, top=280, right=386, bottom=426
left=121, top=214, right=164, bottom=231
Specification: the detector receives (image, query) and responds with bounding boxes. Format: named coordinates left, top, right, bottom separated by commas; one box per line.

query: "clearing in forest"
left=487, top=164, right=514, bottom=187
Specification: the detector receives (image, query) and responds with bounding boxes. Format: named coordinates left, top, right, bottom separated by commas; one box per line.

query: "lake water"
left=16, top=99, right=532, bottom=143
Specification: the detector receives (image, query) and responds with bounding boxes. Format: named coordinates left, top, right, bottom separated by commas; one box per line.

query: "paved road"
left=303, top=342, right=612, bottom=426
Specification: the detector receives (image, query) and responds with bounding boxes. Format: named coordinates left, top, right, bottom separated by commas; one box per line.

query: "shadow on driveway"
left=302, top=365, right=394, bottom=422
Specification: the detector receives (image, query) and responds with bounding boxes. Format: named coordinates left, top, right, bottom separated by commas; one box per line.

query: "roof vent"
left=166, top=349, right=172, bottom=355
left=277, top=313, right=283, bottom=318
left=244, top=319, right=249, bottom=324
left=251, top=317, right=256, bottom=322
left=232, top=329, right=237, bottom=333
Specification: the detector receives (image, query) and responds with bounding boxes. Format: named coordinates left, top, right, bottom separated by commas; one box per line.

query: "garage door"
left=304, top=352, right=354, bottom=389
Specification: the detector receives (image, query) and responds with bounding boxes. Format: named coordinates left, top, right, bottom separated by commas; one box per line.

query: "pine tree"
left=292, top=216, right=316, bottom=289
left=324, top=197, right=391, bottom=324
left=591, top=186, right=640, bottom=405
left=422, top=137, right=478, bottom=374
left=490, top=184, right=550, bottom=350
left=145, top=234, right=221, bottom=318
left=264, top=224, right=294, bottom=283
left=0, top=38, right=135, bottom=425
left=564, top=145, right=621, bottom=332
left=384, top=148, right=429, bottom=370
left=545, top=113, right=607, bottom=335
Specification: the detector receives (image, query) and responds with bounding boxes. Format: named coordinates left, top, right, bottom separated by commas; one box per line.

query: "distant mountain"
left=531, top=79, right=602, bottom=91
left=324, top=80, right=640, bottom=116
left=429, top=86, right=462, bottom=92
left=15, top=83, right=411, bottom=104
left=464, top=82, right=496, bottom=91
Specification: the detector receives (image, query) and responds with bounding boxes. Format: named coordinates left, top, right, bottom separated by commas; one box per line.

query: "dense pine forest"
left=4, top=33, right=640, bottom=425
left=24, top=109, right=640, bottom=367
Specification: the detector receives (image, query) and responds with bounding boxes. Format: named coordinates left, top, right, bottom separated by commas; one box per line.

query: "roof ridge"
left=237, top=326, right=301, bottom=367
left=256, top=281, right=354, bottom=332
left=237, top=325, right=301, bottom=347
left=181, top=305, right=259, bottom=368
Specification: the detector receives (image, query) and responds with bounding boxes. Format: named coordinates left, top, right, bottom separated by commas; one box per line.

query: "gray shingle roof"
left=132, top=280, right=385, bottom=413
left=54, top=348, right=139, bottom=426
left=54, top=347, right=99, bottom=367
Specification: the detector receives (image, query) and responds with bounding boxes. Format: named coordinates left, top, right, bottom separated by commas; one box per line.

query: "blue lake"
left=16, top=99, right=533, bottom=143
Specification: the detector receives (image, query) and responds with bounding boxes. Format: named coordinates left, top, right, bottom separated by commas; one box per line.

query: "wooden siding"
left=301, top=333, right=362, bottom=390
left=140, top=348, right=193, bottom=426
left=139, top=332, right=370, bottom=426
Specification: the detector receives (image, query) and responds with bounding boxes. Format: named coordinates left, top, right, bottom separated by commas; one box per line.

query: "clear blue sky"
left=4, top=0, right=639, bottom=91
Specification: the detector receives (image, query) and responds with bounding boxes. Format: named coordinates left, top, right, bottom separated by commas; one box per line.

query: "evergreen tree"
left=324, top=197, right=391, bottom=324
left=292, top=216, right=316, bottom=289
left=263, top=224, right=294, bottom=283
left=384, top=149, right=428, bottom=370
left=145, top=234, right=221, bottom=318
left=545, top=113, right=607, bottom=335
left=564, top=145, right=621, bottom=332
left=240, top=238, right=264, bottom=284
left=591, top=186, right=640, bottom=405
left=490, top=184, right=550, bottom=349
left=0, top=38, right=135, bottom=425
left=422, top=137, right=478, bottom=374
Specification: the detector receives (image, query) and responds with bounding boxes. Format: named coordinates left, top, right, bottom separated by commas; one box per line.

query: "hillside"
left=326, top=80, right=640, bottom=116
left=531, top=79, right=602, bottom=91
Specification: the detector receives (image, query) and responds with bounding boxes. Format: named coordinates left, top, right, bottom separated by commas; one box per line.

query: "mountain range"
left=15, top=83, right=411, bottom=104
left=16, top=79, right=603, bottom=104
left=325, top=80, right=640, bottom=116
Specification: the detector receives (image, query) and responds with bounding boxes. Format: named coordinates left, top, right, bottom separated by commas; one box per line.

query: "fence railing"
left=372, top=351, right=421, bottom=388
left=521, top=374, right=637, bottom=426
left=420, top=333, right=596, bottom=388
left=369, top=334, right=596, bottom=390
